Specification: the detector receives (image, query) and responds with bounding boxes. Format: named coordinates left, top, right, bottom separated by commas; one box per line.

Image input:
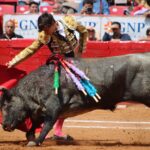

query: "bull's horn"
left=0, top=86, right=11, bottom=100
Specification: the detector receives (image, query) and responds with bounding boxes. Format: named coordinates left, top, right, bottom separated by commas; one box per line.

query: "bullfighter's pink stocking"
left=54, top=118, right=65, bottom=137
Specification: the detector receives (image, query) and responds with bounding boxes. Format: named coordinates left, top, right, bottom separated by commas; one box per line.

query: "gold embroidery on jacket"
left=62, top=15, right=77, bottom=30
left=38, top=31, right=50, bottom=45
left=49, top=26, right=78, bottom=54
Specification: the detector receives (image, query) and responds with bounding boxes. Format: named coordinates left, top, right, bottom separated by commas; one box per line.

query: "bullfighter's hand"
left=6, top=62, right=13, bottom=68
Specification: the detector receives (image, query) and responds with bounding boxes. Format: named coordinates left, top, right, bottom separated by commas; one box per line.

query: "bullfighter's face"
left=0, top=94, right=27, bottom=132
left=44, top=20, right=58, bottom=35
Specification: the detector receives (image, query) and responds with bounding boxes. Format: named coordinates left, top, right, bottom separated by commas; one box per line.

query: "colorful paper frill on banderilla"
left=52, top=56, right=101, bottom=102
left=53, top=66, right=59, bottom=95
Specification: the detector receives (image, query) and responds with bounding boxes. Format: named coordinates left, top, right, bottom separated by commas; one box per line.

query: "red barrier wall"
left=0, top=39, right=150, bottom=86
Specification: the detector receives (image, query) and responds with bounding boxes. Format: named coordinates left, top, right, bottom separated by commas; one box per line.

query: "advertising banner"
left=3, top=14, right=150, bottom=40
left=3, top=14, right=39, bottom=39
left=101, top=16, right=150, bottom=40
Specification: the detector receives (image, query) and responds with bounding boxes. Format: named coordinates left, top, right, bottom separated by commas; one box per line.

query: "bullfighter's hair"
left=38, top=13, right=56, bottom=32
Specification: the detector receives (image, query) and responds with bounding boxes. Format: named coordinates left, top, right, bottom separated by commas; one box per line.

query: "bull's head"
left=0, top=87, right=27, bottom=132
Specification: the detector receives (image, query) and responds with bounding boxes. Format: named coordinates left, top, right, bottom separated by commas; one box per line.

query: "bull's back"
left=13, top=52, right=150, bottom=98
left=127, top=53, right=150, bottom=103
left=73, top=55, right=129, bottom=84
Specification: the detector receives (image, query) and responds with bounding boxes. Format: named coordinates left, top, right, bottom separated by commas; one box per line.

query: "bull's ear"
left=0, top=86, right=12, bottom=102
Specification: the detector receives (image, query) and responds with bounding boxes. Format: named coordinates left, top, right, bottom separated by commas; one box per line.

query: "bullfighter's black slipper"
left=50, top=134, right=74, bottom=141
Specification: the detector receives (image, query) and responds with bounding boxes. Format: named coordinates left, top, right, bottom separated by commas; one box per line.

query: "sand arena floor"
left=0, top=103, right=149, bottom=150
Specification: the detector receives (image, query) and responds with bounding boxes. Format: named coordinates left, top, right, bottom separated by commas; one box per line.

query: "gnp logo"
left=19, top=19, right=38, bottom=30
left=103, top=21, right=146, bottom=33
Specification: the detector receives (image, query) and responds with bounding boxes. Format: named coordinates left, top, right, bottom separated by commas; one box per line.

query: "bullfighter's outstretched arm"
left=6, top=32, right=50, bottom=68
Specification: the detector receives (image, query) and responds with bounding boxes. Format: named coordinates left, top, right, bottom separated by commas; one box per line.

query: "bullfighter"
left=6, top=12, right=88, bottom=140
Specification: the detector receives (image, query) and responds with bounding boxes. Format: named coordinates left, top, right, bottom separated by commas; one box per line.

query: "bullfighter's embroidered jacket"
left=9, top=15, right=88, bottom=67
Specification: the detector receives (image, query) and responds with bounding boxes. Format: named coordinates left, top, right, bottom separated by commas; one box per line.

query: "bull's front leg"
left=27, top=116, right=56, bottom=146
left=26, top=119, right=42, bottom=142
left=26, top=124, right=36, bottom=142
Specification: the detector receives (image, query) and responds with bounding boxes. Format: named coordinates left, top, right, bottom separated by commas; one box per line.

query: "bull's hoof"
left=26, top=141, right=38, bottom=147
left=26, top=136, right=36, bottom=142
left=50, top=135, right=74, bottom=141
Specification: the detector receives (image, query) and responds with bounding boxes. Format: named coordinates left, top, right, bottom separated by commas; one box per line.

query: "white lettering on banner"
left=3, top=14, right=150, bottom=40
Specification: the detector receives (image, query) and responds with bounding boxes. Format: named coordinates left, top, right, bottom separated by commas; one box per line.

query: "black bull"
left=0, top=53, right=150, bottom=146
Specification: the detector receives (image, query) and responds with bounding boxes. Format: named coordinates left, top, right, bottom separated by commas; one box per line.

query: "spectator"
left=102, top=22, right=131, bottom=41
left=53, top=0, right=65, bottom=14
left=24, top=1, right=40, bottom=14
left=87, top=27, right=97, bottom=40
left=80, top=0, right=95, bottom=15
left=18, top=0, right=30, bottom=6
left=61, top=1, right=78, bottom=14
left=79, top=0, right=109, bottom=15
left=143, top=0, right=150, bottom=17
left=94, top=0, right=110, bottom=15
left=53, top=0, right=79, bottom=14
left=125, top=0, right=150, bottom=16
left=0, top=20, right=23, bottom=40
left=139, top=27, right=150, bottom=41
left=18, top=0, right=49, bottom=6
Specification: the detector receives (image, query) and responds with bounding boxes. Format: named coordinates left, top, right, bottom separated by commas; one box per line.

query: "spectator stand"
left=42, top=0, right=55, bottom=6
left=115, top=0, right=128, bottom=5
left=16, top=5, right=29, bottom=14
left=0, top=4, right=15, bottom=15
left=109, top=0, right=129, bottom=15
left=109, top=6, right=128, bottom=15
left=40, top=5, right=54, bottom=13
left=0, top=0, right=17, bottom=12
